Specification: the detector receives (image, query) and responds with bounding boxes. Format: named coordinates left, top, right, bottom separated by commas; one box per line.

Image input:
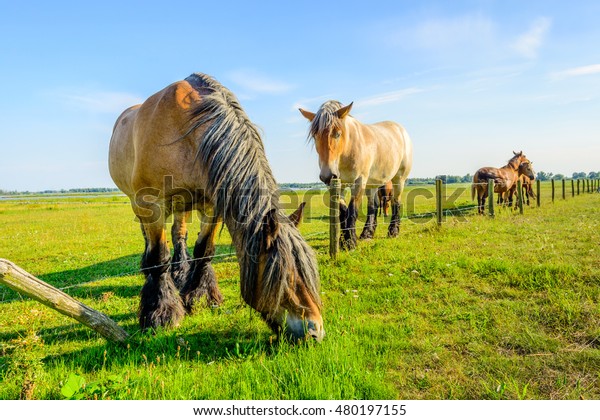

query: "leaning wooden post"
left=562, top=179, right=566, bottom=200
left=488, top=179, right=495, bottom=217
left=435, top=178, right=443, bottom=226
left=551, top=179, right=555, bottom=203
left=536, top=179, right=541, bottom=207
left=516, top=179, right=524, bottom=214
left=329, top=178, right=341, bottom=259
left=571, top=179, right=575, bottom=197
left=0, top=258, right=128, bottom=343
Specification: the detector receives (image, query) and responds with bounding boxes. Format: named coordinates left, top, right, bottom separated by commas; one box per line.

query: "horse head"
left=519, top=160, right=536, bottom=180
left=509, top=150, right=529, bottom=170
left=246, top=203, right=324, bottom=342
left=299, top=101, right=353, bottom=185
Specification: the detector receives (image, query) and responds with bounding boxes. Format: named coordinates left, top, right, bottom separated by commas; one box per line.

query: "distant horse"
left=471, top=151, right=531, bottom=214
left=497, top=162, right=536, bottom=206
left=109, top=73, right=324, bottom=341
left=507, top=162, right=536, bottom=206
left=300, top=101, right=413, bottom=250
left=377, top=181, right=393, bottom=217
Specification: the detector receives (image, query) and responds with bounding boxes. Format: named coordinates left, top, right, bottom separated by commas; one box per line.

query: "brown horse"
left=377, top=181, right=393, bottom=217
left=471, top=151, right=531, bottom=214
left=109, top=73, right=324, bottom=341
left=299, top=101, right=413, bottom=250
left=507, top=162, right=536, bottom=206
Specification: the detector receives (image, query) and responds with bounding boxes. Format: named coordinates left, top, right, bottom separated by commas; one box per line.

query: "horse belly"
left=367, top=123, right=410, bottom=185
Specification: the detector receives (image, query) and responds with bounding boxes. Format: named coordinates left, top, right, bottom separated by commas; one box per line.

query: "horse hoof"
left=139, top=301, right=185, bottom=330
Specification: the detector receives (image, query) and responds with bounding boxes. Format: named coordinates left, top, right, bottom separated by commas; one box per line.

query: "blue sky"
left=1, top=0, right=599, bottom=190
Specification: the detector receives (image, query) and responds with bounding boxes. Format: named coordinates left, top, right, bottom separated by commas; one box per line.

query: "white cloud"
left=512, top=17, right=552, bottom=59
left=292, top=94, right=336, bottom=112
left=60, top=90, right=143, bottom=113
left=357, top=87, right=424, bottom=108
left=228, top=69, right=294, bottom=95
left=550, top=64, right=600, bottom=80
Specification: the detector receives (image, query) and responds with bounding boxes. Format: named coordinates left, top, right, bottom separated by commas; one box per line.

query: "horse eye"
left=332, top=131, right=341, bottom=140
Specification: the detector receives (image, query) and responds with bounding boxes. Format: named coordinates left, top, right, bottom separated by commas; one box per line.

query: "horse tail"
left=471, top=182, right=476, bottom=201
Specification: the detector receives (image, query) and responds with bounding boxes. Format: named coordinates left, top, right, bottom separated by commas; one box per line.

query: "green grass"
left=1, top=183, right=599, bottom=399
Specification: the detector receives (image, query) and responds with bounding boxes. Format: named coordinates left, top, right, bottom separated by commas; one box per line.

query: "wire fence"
left=1, top=178, right=598, bottom=302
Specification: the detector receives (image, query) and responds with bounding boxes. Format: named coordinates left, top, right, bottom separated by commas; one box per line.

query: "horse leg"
left=171, top=210, right=191, bottom=289
left=388, top=179, right=406, bottom=237
left=139, top=218, right=185, bottom=330
left=340, top=198, right=358, bottom=250
left=179, top=214, right=223, bottom=313
left=479, top=189, right=488, bottom=215
left=339, top=200, right=348, bottom=249
left=360, top=188, right=378, bottom=240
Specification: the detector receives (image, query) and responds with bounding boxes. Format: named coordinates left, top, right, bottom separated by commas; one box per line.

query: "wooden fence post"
left=551, top=179, right=555, bottom=203
left=329, top=178, right=341, bottom=259
left=587, top=179, right=591, bottom=193
left=536, top=179, right=541, bottom=207
left=516, top=179, right=524, bottom=214
left=0, top=258, right=128, bottom=343
left=435, top=178, right=443, bottom=226
left=577, top=179, right=580, bottom=195
left=488, top=179, right=494, bottom=217
left=562, top=179, right=566, bottom=200
left=571, top=179, right=575, bottom=197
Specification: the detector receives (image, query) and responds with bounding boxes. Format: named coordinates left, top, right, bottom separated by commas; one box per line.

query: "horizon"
left=1, top=1, right=599, bottom=191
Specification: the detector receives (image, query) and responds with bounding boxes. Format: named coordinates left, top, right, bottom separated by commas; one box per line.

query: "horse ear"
left=263, top=209, right=279, bottom=249
left=288, top=202, right=306, bottom=227
left=299, top=108, right=316, bottom=122
left=336, top=102, right=353, bottom=119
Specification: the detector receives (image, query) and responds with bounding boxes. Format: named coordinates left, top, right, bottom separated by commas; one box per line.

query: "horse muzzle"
left=319, top=172, right=338, bottom=186
left=285, top=315, right=325, bottom=342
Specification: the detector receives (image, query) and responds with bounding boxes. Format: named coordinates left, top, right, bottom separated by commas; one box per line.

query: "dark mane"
left=308, top=100, right=345, bottom=140
left=183, top=73, right=321, bottom=313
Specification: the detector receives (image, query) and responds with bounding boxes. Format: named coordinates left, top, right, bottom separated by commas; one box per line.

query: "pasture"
left=1, top=183, right=599, bottom=399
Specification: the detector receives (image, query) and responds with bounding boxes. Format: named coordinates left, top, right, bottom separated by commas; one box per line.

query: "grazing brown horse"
left=471, top=151, right=531, bottom=214
left=299, top=101, right=413, bottom=250
left=377, top=181, right=393, bottom=217
left=109, top=73, right=324, bottom=341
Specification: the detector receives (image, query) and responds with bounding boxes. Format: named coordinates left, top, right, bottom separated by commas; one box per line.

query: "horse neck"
left=503, top=157, right=521, bottom=172
left=221, top=177, right=278, bottom=251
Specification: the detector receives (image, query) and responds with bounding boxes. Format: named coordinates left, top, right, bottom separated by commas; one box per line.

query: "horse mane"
left=505, top=153, right=524, bottom=170
left=308, top=100, right=345, bottom=141
left=183, top=73, right=321, bottom=313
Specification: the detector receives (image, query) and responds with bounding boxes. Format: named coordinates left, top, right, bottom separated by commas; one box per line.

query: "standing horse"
left=377, top=181, right=393, bottom=217
left=472, top=151, right=531, bottom=214
left=507, top=162, right=536, bottom=206
left=109, top=73, right=324, bottom=341
left=299, top=101, right=413, bottom=250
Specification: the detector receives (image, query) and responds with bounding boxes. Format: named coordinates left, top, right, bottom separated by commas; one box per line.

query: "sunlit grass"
left=1, top=184, right=599, bottom=399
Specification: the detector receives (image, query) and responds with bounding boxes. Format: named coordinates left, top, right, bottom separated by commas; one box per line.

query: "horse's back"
left=362, top=120, right=413, bottom=183
left=109, top=104, right=141, bottom=196
left=109, top=79, right=204, bottom=197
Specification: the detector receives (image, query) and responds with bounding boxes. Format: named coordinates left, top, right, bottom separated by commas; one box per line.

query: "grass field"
left=1, top=182, right=599, bottom=399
